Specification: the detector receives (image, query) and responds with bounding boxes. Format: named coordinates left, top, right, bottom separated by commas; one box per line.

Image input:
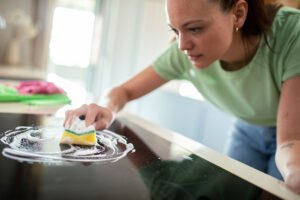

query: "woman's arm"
left=64, top=65, right=168, bottom=130
left=105, top=65, right=168, bottom=113
left=276, top=75, right=300, bottom=194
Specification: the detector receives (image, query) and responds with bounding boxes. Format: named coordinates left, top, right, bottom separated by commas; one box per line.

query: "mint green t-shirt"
left=153, top=7, right=300, bottom=126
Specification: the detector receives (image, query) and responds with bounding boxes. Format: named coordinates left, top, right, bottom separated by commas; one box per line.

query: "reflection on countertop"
left=0, top=112, right=285, bottom=200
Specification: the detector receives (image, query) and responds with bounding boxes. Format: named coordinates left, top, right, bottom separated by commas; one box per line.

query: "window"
left=47, top=0, right=97, bottom=106
left=49, top=7, right=95, bottom=68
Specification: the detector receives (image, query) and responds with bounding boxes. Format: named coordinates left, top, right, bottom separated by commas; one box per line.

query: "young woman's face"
left=166, top=0, right=235, bottom=69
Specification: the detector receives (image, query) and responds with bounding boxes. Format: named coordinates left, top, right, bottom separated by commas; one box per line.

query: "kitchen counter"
left=0, top=109, right=299, bottom=200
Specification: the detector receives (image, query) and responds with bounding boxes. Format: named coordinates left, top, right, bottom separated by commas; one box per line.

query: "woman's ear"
left=233, top=0, right=248, bottom=31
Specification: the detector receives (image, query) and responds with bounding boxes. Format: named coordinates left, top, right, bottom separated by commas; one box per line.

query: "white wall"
left=134, top=0, right=174, bottom=72
left=90, top=0, right=173, bottom=97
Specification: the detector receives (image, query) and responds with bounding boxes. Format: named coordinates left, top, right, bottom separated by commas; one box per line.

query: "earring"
left=235, top=26, right=239, bottom=32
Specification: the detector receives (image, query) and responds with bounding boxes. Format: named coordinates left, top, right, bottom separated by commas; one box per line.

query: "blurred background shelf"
left=0, top=65, right=46, bottom=80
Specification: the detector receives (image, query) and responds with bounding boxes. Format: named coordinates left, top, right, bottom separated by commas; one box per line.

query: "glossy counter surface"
left=0, top=112, right=299, bottom=200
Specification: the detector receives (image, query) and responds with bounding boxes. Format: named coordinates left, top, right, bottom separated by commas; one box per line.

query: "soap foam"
left=65, top=117, right=95, bottom=134
left=0, top=126, right=134, bottom=165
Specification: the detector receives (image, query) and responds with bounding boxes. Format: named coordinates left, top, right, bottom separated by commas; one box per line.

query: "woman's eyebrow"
left=168, top=19, right=205, bottom=29
left=181, top=20, right=205, bottom=28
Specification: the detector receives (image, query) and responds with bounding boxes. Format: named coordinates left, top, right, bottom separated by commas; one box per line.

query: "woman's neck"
left=220, top=34, right=261, bottom=71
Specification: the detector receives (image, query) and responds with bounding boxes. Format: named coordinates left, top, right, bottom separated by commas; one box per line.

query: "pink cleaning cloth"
left=16, top=81, right=66, bottom=95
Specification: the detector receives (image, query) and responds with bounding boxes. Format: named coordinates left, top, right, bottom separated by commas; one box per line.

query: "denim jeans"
left=223, top=119, right=283, bottom=180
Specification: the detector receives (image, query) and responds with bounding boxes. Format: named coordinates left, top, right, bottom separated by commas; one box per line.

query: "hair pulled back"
left=211, top=0, right=281, bottom=47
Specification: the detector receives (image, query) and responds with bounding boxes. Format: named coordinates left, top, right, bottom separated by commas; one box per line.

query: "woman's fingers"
left=85, top=104, right=113, bottom=129
left=64, top=110, right=77, bottom=128
left=85, top=104, right=100, bottom=127
left=63, top=110, right=71, bottom=127
left=94, top=120, right=108, bottom=130
left=64, top=103, right=115, bottom=131
left=64, top=105, right=88, bottom=128
left=95, top=106, right=115, bottom=130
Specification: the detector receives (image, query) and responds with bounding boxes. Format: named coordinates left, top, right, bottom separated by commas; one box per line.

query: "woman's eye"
left=189, top=28, right=202, bottom=33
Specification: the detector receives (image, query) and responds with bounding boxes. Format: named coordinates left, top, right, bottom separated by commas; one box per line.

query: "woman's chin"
left=193, top=62, right=210, bottom=70
left=192, top=59, right=215, bottom=70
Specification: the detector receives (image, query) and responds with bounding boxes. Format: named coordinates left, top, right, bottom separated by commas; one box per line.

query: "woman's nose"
left=178, top=34, right=192, bottom=51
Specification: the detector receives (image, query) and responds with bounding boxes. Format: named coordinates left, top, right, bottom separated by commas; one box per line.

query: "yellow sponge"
left=60, top=129, right=96, bottom=146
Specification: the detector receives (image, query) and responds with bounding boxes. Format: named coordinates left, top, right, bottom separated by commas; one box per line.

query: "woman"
left=64, top=0, right=300, bottom=193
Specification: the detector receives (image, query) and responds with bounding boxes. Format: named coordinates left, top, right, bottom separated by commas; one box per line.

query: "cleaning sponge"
left=60, top=116, right=96, bottom=146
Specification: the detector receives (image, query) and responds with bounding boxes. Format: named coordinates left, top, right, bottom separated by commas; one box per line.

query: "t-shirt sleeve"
left=152, top=41, right=188, bottom=81
left=281, top=13, right=300, bottom=82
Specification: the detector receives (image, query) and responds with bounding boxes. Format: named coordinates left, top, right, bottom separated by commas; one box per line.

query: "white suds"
left=65, top=117, right=95, bottom=134
left=0, top=126, right=134, bottom=165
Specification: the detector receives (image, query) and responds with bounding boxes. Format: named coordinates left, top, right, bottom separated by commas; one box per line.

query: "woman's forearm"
left=101, top=66, right=168, bottom=114
left=276, top=76, right=300, bottom=193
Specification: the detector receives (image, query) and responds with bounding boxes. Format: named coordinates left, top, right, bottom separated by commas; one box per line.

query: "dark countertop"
left=0, top=112, right=297, bottom=200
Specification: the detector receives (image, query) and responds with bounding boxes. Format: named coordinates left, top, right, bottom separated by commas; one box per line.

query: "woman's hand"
left=64, top=103, right=115, bottom=130
left=63, top=65, right=167, bottom=131
left=276, top=140, right=300, bottom=194
left=284, top=165, right=300, bottom=194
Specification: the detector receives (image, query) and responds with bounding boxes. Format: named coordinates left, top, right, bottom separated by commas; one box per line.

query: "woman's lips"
left=188, top=54, right=203, bottom=62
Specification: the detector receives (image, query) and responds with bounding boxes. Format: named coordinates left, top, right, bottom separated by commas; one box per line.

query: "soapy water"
left=0, top=126, right=134, bottom=165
